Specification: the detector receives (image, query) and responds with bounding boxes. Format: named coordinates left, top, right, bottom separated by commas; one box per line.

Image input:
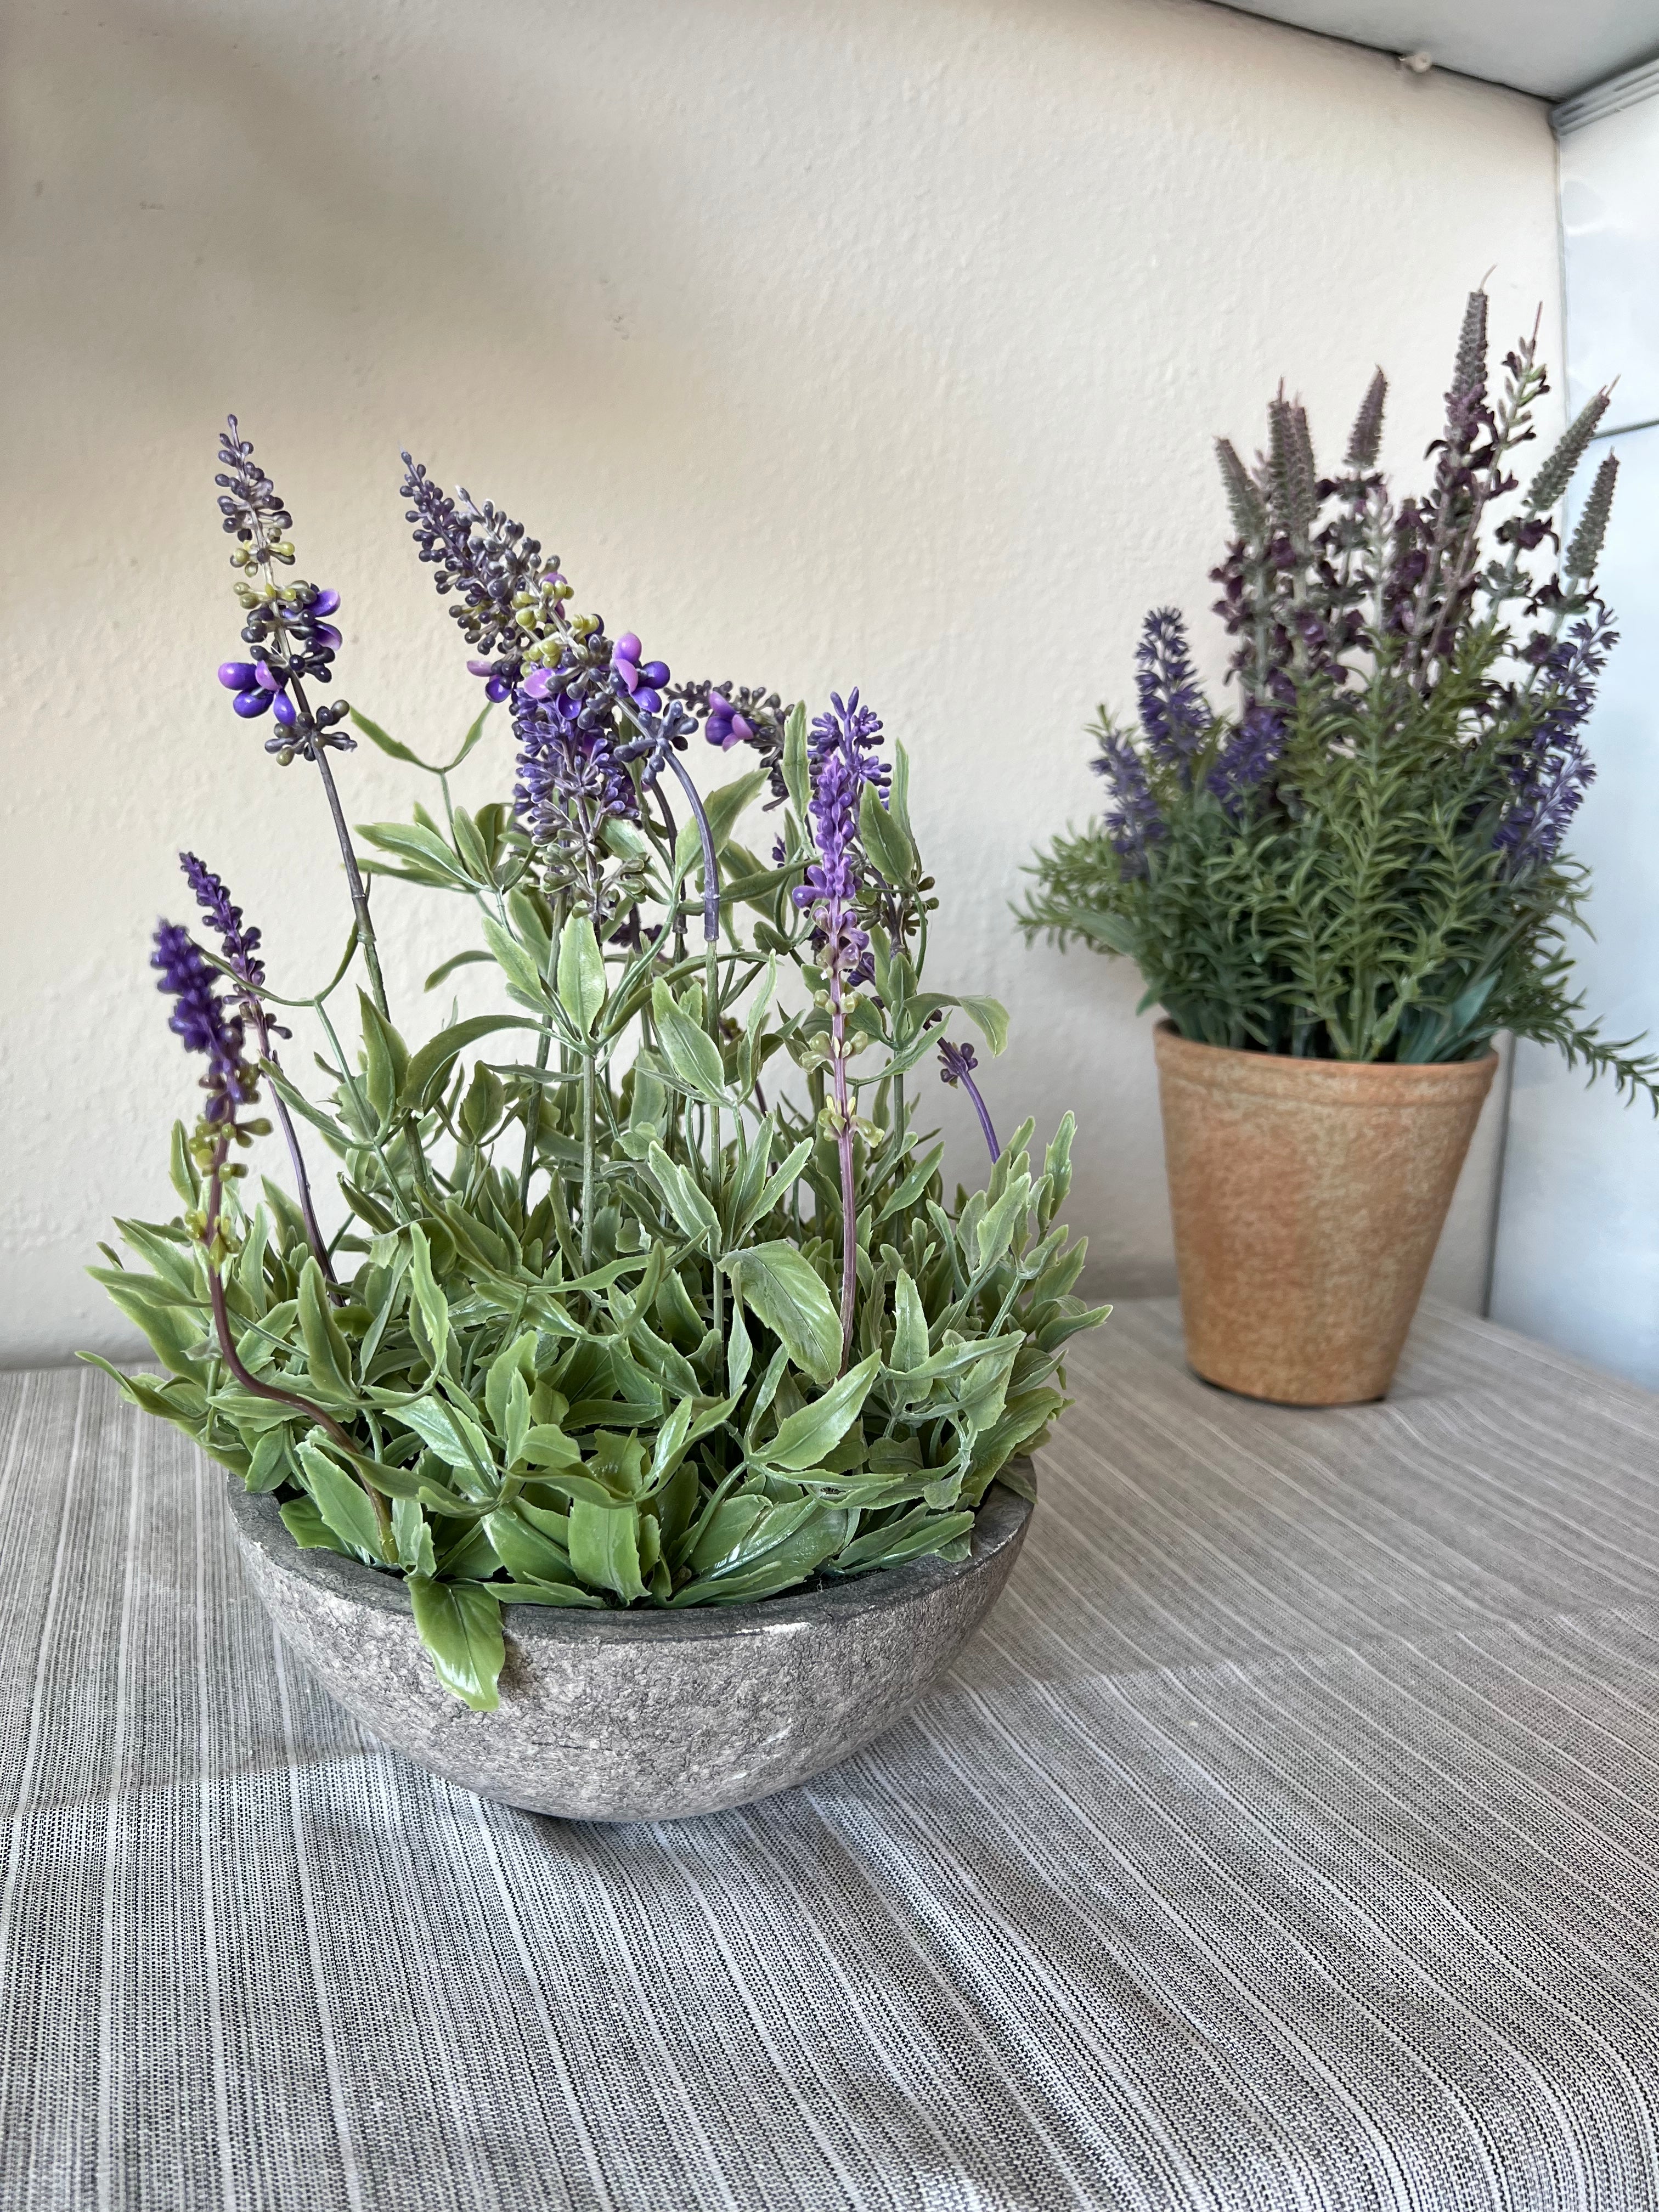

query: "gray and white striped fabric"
left=4, top=1301, right=1659, bottom=2210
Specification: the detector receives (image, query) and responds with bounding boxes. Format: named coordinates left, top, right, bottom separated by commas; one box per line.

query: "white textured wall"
left=3, top=0, right=1561, bottom=1363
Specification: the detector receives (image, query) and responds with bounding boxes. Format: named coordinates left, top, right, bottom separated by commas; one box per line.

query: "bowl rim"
left=223, top=1468, right=1034, bottom=1647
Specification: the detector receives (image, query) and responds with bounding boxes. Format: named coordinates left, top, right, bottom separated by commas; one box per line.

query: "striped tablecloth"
left=5, top=1302, right=1659, bottom=2211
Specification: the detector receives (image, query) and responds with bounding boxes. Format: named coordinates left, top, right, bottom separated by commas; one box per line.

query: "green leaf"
left=761, top=1353, right=881, bottom=1472
left=408, top=1578, right=505, bottom=1711
left=557, top=914, right=607, bottom=1039
left=859, top=779, right=919, bottom=889
left=357, top=819, right=470, bottom=884
left=349, top=710, right=425, bottom=766
left=782, top=702, right=810, bottom=821
left=482, top=916, right=555, bottom=1014
left=674, top=1499, right=848, bottom=1603
left=391, top=1495, right=437, bottom=1576
left=494, top=1581, right=605, bottom=1608
left=520, top=1423, right=582, bottom=1471
left=483, top=1506, right=578, bottom=1584
left=297, top=1259, right=356, bottom=1402
left=891, top=1269, right=929, bottom=1372
left=726, top=1298, right=753, bottom=1398
left=296, top=1439, right=383, bottom=1559
left=484, top=1330, right=538, bottom=1440
left=168, top=1121, right=201, bottom=1208
left=407, top=1226, right=449, bottom=1372
left=673, top=768, right=769, bottom=883
left=976, top=1172, right=1031, bottom=1273
left=396, top=1392, right=497, bottom=1497
left=442, top=704, right=493, bottom=774
left=958, top=996, right=1010, bottom=1057
left=400, top=1014, right=541, bottom=1115
left=567, top=1500, right=647, bottom=1602
left=724, top=1243, right=841, bottom=1388
left=645, top=1142, right=721, bottom=1246
left=650, top=980, right=730, bottom=1104
left=874, top=1143, right=944, bottom=1227
left=358, top=992, right=411, bottom=1127
left=279, top=1497, right=353, bottom=1555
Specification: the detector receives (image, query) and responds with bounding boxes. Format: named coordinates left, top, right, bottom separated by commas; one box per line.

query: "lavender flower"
left=797, top=690, right=890, bottom=1365
left=611, top=633, right=670, bottom=717
left=1207, top=704, right=1285, bottom=814
left=216, top=421, right=352, bottom=763
left=179, top=852, right=265, bottom=990
left=938, top=1039, right=999, bottom=1162
left=672, top=677, right=795, bottom=803
left=398, top=455, right=556, bottom=667
left=151, top=922, right=256, bottom=1130
left=1135, top=609, right=1211, bottom=771
left=1499, top=607, right=1616, bottom=866
left=793, top=690, right=888, bottom=972
left=705, top=691, right=756, bottom=749
left=1090, top=729, right=1165, bottom=876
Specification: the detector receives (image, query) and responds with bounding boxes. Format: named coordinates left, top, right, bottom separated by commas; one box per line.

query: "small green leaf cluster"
left=95, top=709, right=1102, bottom=1710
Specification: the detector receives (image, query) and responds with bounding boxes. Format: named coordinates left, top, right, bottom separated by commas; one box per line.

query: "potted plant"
left=86, top=421, right=1103, bottom=1821
left=1019, top=292, right=1652, bottom=1407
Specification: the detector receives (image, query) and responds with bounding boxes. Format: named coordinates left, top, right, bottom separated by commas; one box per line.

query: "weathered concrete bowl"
left=223, top=1475, right=1032, bottom=1821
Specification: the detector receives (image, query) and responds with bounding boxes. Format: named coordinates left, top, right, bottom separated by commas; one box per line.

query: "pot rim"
left=1152, top=1018, right=1499, bottom=1092
left=223, top=1471, right=1033, bottom=1647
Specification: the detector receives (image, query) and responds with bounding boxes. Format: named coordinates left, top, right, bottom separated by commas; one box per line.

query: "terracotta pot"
left=1153, top=1022, right=1498, bottom=1406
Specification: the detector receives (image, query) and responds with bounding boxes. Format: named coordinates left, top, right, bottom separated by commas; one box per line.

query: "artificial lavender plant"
left=88, top=424, right=1103, bottom=1711
left=1019, top=292, right=1656, bottom=1098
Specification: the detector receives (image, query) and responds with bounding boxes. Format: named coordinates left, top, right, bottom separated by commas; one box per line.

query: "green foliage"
left=1023, top=659, right=1657, bottom=1095
left=95, top=721, right=1102, bottom=1708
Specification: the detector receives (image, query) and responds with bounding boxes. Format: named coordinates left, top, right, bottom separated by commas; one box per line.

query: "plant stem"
left=959, top=1069, right=1000, bottom=1163
left=580, top=1051, right=596, bottom=1270
left=830, top=972, right=857, bottom=1373
left=245, top=1001, right=336, bottom=1285
left=201, top=1144, right=392, bottom=1556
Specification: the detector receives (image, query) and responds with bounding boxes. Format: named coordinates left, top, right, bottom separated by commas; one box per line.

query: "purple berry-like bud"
left=273, top=691, right=297, bottom=727
left=467, top=658, right=495, bottom=678
left=233, top=689, right=273, bottom=719
left=311, top=587, right=341, bottom=617
left=616, top=634, right=642, bottom=664
left=635, top=689, right=662, bottom=715
left=218, top=661, right=257, bottom=691
left=641, top=661, right=669, bottom=686
left=486, top=677, right=511, bottom=703
left=255, top=662, right=284, bottom=693
left=313, top=623, right=343, bottom=651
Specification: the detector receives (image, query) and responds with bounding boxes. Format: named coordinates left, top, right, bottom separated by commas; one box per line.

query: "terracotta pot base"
left=1154, top=1024, right=1498, bottom=1407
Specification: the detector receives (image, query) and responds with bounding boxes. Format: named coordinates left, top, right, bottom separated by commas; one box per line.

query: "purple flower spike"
left=938, top=1037, right=1001, bottom=1163
left=1135, top=608, right=1211, bottom=774
left=150, top=919, right=255, bottom=1128
left=218, top=661, right=257, bottom=691
left=179, top=852, right=265, bottom=989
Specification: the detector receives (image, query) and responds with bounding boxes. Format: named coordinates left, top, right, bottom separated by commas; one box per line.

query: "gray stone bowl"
left=223, top=1474, right=1032, bottom=1822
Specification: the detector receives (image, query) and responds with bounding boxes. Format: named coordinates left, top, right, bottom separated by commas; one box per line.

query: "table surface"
left=4, top=1303, right=1659, bottom=2212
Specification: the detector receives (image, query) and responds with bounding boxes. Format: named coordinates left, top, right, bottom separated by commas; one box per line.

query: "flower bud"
left=218, top=661, right=257, bottom=691
left=233, top=689, right=273, bottom=718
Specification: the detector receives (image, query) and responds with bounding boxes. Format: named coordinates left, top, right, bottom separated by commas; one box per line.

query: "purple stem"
left=960, top=1071, right=1000, bottom=1163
